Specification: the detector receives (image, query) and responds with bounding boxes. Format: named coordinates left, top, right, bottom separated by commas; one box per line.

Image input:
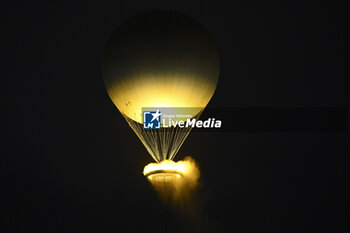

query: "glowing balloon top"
left=102, top=11, right=220, bottom=162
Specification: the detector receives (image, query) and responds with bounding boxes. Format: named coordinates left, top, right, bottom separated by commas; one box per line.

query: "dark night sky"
left=2, top=0, right=348, bottom=233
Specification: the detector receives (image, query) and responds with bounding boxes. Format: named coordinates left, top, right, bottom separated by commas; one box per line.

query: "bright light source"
left=143, top=160, right=185, bottom=181
left=142, top=157, right=200, bottom=202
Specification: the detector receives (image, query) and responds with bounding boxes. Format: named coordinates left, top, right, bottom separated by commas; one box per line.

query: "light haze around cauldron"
left=102, top=10, right=220, bottom=162
left=143, top=157, right=200, bottom=203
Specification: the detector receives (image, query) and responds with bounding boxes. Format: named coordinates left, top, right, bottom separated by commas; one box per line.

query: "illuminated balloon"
left=102, top=10, right=219, bottom=162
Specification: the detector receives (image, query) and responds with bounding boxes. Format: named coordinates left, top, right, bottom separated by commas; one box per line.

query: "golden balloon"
left=102, top=11, right=219, bottom=166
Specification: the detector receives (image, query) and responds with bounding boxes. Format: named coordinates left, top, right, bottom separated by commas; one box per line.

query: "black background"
left=2, top=0, right=348, bottom=232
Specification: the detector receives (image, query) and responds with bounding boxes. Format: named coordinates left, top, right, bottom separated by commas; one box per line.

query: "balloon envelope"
left=102, top=11, right=220, bottom=161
